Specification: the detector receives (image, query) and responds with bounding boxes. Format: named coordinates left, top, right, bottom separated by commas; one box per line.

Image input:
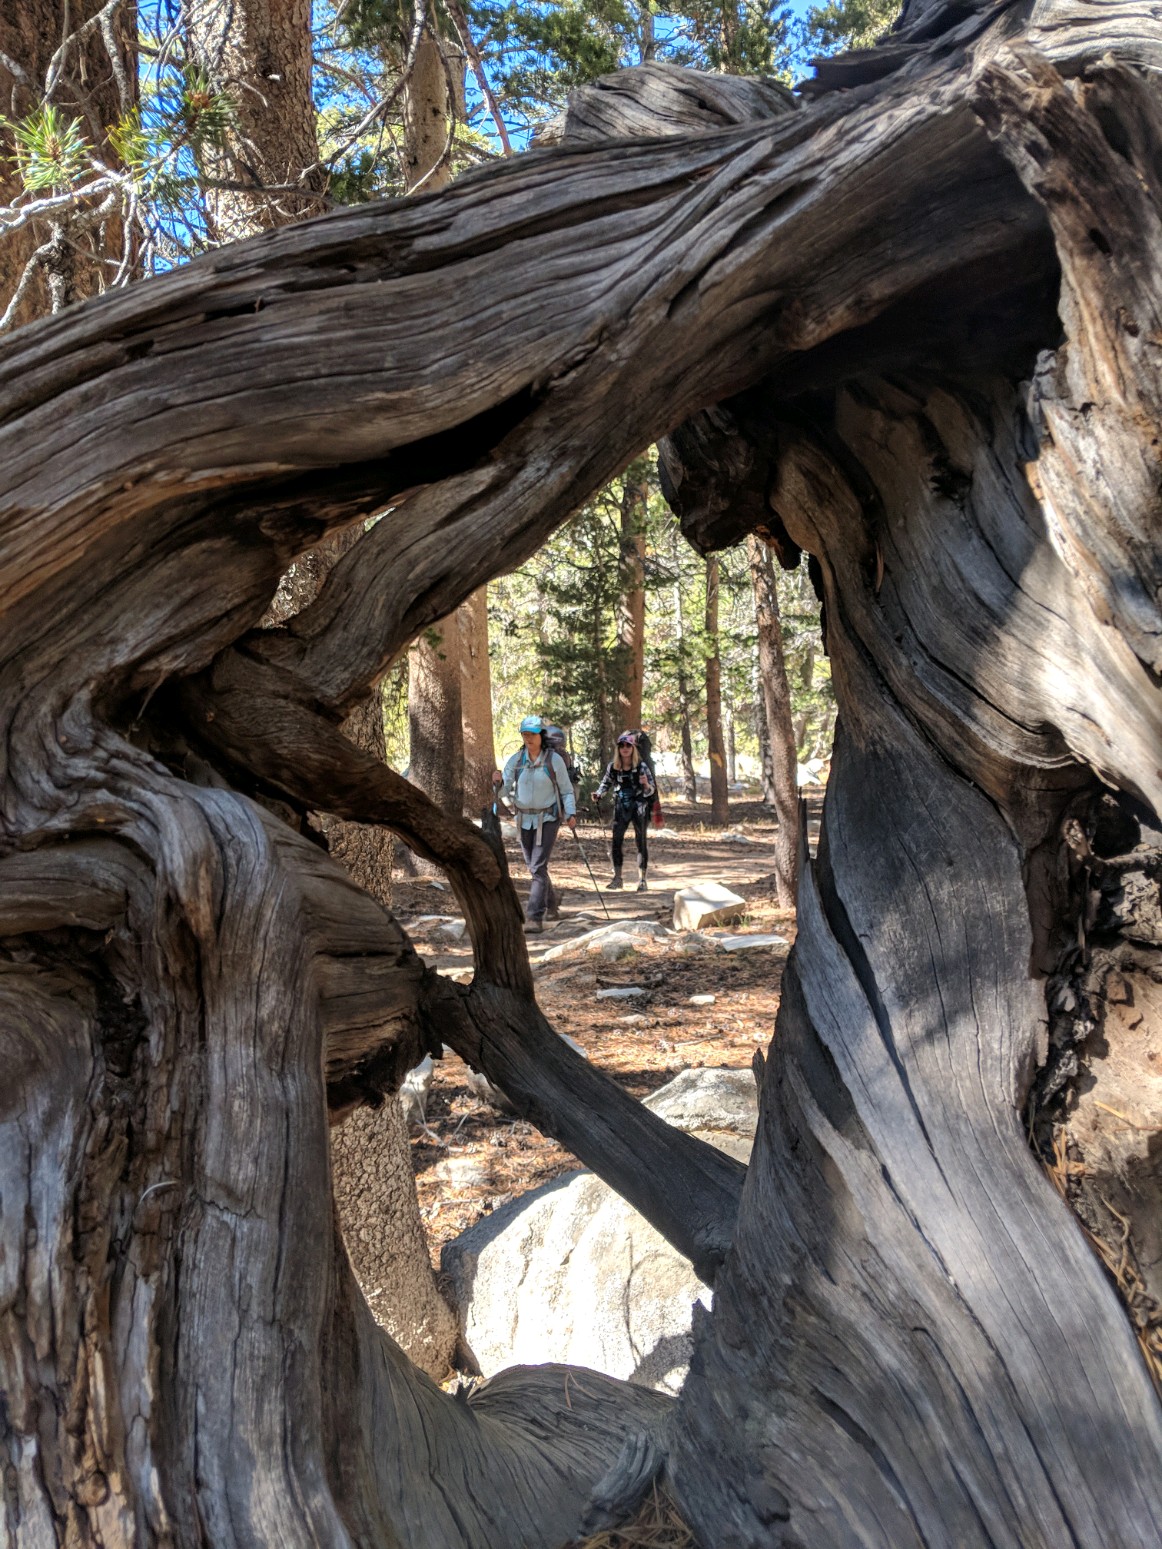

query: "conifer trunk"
left=409, top=622, right=466, bottom=816
left=403, top=24, right=469, bottom=818
left=460, top=586, right=497, bottom=814
left=615, top=468, right=648, bottom=732
left=673, top=579, right=698, bottom=803
left=747, top=534, right=798, bottom=905
left=184, top=0, right=325, bottom=239
left=704, top=555, right=730, bottom=824
left=0, top=1, right=136, bottom=327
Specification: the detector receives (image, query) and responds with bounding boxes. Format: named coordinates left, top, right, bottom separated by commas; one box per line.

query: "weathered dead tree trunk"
left=3, top=5, right=1162, bottom=1545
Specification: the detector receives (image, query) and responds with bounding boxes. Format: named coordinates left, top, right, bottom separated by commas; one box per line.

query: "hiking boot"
left=636, top=874, right=648, bottom=892
left=546, top=899, right=561, bottom=920
left=607, top=870, right=624, bottom=890
left=523, top=918, right=544, bottom=935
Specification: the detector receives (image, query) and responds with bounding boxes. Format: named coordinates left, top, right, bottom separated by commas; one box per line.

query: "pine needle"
left=565, top=1485, right=697, bottom=1549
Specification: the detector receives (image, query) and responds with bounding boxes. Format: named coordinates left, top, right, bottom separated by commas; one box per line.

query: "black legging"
left=611, top=799, right=649, bottom=871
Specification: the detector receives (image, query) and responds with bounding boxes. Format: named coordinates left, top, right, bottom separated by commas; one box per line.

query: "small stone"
left=617, top=1013, right=650, bottom=1026
left=596, top=986, right=647, bottom=1000
left=689, top=993, right=716, bottom=1006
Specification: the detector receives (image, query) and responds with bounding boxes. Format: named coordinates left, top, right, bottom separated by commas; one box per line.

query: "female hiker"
left=593, top=731, right=656, bottom=891
left=493, top=716, right=577, bottom=934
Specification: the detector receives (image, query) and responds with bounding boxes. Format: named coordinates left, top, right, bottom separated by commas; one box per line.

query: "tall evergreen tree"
left=614, top=457, right=649, bottom=734
left=704, top=553, right=730, bottom=823
left=748, top=532, right=798, bottom=903
left=0, top=1, right=136, bottom=327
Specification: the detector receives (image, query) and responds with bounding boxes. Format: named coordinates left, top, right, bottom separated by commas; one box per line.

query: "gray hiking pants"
left=519, top=818, right=560, bottom=922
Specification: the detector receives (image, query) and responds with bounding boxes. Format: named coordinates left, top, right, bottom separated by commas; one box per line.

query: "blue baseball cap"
left=519, top=715, right=544, bottom=733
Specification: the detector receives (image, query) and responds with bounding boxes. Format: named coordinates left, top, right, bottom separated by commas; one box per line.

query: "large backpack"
left=620, top=729, right=655, bottom=780
left=541, top=723, right=582, bottom=789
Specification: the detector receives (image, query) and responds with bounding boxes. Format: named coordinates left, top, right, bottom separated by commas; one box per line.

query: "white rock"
left=441, top=1068, right=759, bottom=1393
left=717, top=932, right=788, bottom=952
left=672, top=882, right=746, bottom=932
left=617, top=1013, right=651, bottom=1026
left=539, top=918, right=666, bottom=963
left=651, top=827, right=682, bottom=839
left=688, top=993, right=716, bottom=1006
left=719, top=830, right=753, bottom=844
left=436, top=918, right=468, bottom=941
left=595, top=986, right=646, bottom=1000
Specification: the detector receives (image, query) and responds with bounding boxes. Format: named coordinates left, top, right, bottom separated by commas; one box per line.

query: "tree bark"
left=0, top=0, right=136, bottom=326
left=184, top=0, right=325, bottom=240
left=459, top=585, right=497, bottom=814
left=402, top=28, right=454, bottom=193
left=672, top=577, right=699, bottom=803
left=4, top=7, right=1162, bottom=1543
left=409, top=621, right=466, bottom=816
left=704, top=554, right=730, bottom=824
left=747, top=533, right=798, bottom=905
left=211, top=0, right=457, bottom=1370
left=402, top=25, right=470, bottom=819
left=267, top=540, right=459, bottom=1378
left=615, top=467, right=648, bottom=731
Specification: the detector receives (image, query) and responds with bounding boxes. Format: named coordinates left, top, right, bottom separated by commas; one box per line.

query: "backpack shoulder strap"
left=546, top=749, right=570, bottom=808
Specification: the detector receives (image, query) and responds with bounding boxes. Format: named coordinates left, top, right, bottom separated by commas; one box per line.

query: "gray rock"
left=668, top=930, right=727, bottom=956
left=595, top=986, right=647, bottom=1000
left=599, top=938, right=637, bottom=962
left=539, top=918, right=667, bottom=963
left=441, top=1067, right=759, bottom=1393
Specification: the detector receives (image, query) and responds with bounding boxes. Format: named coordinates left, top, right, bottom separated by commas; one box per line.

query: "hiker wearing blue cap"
left=492, top=716, right=577, bottom=934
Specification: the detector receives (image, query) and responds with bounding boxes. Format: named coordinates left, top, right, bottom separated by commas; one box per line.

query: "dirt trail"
left=392, top=796, right=817, bottom=1260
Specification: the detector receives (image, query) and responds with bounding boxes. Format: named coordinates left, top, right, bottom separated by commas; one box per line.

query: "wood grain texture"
left=4, top=2, right=1162, bottom=1543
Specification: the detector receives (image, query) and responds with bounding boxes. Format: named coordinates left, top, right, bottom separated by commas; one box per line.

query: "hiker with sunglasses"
left=492, top=716, right=577, bottom=935
left=593, top=732, right=656, bottom=891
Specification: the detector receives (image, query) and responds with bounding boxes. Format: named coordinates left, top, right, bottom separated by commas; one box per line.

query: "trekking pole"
left=570, top=824, right=612, bottom=921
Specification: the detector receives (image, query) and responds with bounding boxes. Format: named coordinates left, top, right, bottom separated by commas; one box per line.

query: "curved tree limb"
left=173, top=652, right=745, bottom=1280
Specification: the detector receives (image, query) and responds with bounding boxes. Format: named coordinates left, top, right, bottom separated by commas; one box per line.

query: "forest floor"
left=391, top=791, right=821, bottom=1264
